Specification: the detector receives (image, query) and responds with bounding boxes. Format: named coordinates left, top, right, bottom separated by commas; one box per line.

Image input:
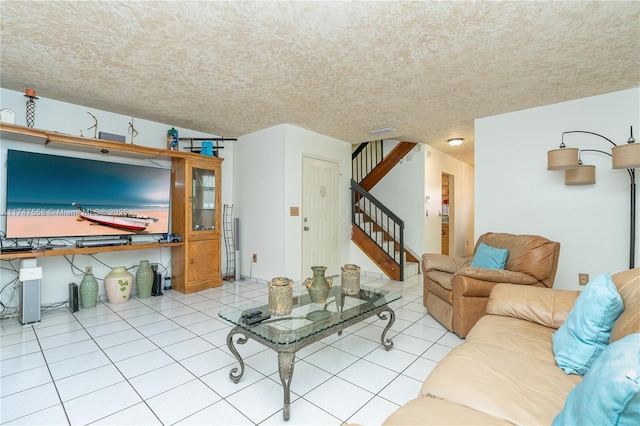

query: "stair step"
left=358, top=221, right=376, bottom=233
left=370, top=231, right=389, bottom=243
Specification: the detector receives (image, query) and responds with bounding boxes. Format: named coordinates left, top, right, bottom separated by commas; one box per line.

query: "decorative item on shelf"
left=99, top=131, right=126, bottom=143
left=167, top=127, right=179, bottom=150
left=304, top=266, right=333, bottom=303
left=268, top=277, right=293, bottom=316
left=24, top=88, right=38, bottom=128
left=135, top=260, right=154, bottom=299
left=201, top=141, right=214, bottom=156
left=341, top=264, right=361, bottom=295
left=0, top=108, right=16, bottom=124
left=87, top=112, right=98, bottom=138
left=79, top=266, right=99, bottom=309
left=128, top=117, right=138, bottom=144
left=547, top=126, right=639, bottom=269
left=104, top=266, right=133, bottom=303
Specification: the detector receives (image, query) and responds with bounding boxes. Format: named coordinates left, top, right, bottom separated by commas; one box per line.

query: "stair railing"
left=351, top=179, right=404, bottom=281
left=352, top=140, right=384, bottom=183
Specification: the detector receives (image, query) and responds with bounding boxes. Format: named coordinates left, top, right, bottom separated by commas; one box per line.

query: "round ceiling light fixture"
left=448, top=138, right=464, bottom=146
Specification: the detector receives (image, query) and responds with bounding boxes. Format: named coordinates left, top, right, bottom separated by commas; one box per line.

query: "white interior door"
left=301, top=156, right=340, bottom=277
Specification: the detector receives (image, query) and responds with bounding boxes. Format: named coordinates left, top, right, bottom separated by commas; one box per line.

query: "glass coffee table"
left=218, top=285, right=401, bottom=420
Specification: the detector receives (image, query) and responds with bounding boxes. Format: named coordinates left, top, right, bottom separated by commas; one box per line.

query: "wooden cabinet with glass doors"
left=171, top=156, right=223, bottom=293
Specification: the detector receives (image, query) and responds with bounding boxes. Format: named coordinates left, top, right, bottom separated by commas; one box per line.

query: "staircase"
left=351, top=140, right=420, bottom=280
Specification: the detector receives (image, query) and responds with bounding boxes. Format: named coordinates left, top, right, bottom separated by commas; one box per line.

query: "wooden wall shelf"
left=0, top=123, right=201, bottom=161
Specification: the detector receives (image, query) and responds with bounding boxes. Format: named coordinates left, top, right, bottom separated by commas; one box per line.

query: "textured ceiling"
left=1, top=1, right=639, bottom=165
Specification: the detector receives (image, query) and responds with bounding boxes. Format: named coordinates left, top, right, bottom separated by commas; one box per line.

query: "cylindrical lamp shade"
left=565, top=165, right=595, bottom=185
left=612, top=143, right=640, bottom=169
left=548, top=148, right=579, bottom=170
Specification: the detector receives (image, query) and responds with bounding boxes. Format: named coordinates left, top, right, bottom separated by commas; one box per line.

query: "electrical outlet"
left=579, top=273, right=589, bottom=286
left=252, top=253, right=257, bottom=263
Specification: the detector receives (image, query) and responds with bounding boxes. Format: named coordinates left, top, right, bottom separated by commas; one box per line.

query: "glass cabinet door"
left=191, top=167, right=216, bottom=231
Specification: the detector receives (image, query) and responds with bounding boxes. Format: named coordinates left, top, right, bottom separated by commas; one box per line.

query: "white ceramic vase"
left=104, top=266, right=133, bottom=304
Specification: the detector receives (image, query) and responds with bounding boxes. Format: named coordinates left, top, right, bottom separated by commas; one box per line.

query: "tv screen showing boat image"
left=5, top=150, right=171, bottom=238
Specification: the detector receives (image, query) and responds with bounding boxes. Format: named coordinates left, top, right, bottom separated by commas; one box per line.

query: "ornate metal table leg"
left=227, top=326, right=248, bottom=383
left=278, top=351, right=296, bottom=420
left=377, top=308, right=396, bottom=351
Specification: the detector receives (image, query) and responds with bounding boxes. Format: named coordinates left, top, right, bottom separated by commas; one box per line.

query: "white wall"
left=232, top=125, right=287, bottom=281
left=0, top=88, right=233, bottom=304
left=233, top=124, right=352, bottom=282
left=475, top=88, right=640, bottom=290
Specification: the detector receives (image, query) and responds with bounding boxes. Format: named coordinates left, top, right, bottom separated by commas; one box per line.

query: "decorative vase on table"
left=268, top=277, right=293, bottom=316
left=304, top=266, right=333, bottom=303
left=79, top=266, right=99, bottom=309
left=341, top=264, right=361, bottom=295
left=135, top=260, right=154, bottom=299
left=104, top=266, right=133, bottom=304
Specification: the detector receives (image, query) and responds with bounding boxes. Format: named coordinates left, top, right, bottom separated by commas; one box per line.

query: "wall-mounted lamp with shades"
left=547, top=126, right=639, bottom=268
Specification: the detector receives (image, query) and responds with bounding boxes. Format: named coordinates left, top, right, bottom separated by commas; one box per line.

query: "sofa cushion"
left=420, top=315, right=581, bottom=425
left=382, top=396, right=513, bottom=425
left=610, top=268, right=640, bottom=343
left=470, top=242, right=508, bottom=269
left=425, top=270, right=454, bottom=291
left=552, top=333, right=640, bottom=426
left=422, top=253, right=469, bottom=274
left=487, top=284, right=580, bottom=330
left=552, top=273, right=623, bottom=375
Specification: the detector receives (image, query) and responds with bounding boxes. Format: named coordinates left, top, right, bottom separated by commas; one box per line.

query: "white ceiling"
left=1, top=1, right=639, bottom=165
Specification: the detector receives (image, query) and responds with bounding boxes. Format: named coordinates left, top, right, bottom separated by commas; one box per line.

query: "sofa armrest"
left=457, top=267, right=539, bottom=285
left=486, top=284, right=580, bottom=329
left=422, top=253, right=470, bottom=274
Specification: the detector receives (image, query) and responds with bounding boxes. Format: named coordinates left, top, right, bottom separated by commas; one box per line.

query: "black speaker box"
left=68, top=283, right=79, bottom=312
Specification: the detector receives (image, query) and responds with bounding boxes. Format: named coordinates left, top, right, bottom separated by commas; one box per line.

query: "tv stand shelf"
left=0, top=241, right=183, bottom=260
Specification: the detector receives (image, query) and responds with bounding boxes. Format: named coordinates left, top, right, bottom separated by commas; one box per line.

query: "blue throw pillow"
left=469, top=242, right=509, bottom=269
left=552, top=273, right=624, bottom=375
left=552, top=333, right=640, bottom=426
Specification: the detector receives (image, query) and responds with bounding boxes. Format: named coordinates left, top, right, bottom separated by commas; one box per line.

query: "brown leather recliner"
left=422, top=232, right=560, bottom=338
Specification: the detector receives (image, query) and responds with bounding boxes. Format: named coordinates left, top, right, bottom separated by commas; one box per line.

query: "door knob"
left=304, top=226, right=309, bottom=231
left=190, top=258, right=194, bottom=264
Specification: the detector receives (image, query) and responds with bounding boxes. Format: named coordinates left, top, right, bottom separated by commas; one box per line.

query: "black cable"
left=62, top=255, right=86, bottom=277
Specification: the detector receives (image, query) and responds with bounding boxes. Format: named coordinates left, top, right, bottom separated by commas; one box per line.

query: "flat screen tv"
left=5, top=149, right=171, bottom=239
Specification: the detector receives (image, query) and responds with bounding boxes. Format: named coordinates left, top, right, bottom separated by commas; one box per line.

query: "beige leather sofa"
left=383, top=268, right=639, bottom=425
left=423, top=232, right=560, bottom=337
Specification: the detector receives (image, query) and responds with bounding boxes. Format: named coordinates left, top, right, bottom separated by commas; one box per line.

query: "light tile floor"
left=0, top=273, right=463, bottom=425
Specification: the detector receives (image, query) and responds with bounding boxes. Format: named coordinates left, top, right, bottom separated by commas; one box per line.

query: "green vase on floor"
left=79, top=266, right=99, bottom=309
left=136, top=260, right=154, bottom=299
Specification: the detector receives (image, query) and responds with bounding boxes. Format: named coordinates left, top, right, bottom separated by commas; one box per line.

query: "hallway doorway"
left=442, top=173, right=453, bottom=255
